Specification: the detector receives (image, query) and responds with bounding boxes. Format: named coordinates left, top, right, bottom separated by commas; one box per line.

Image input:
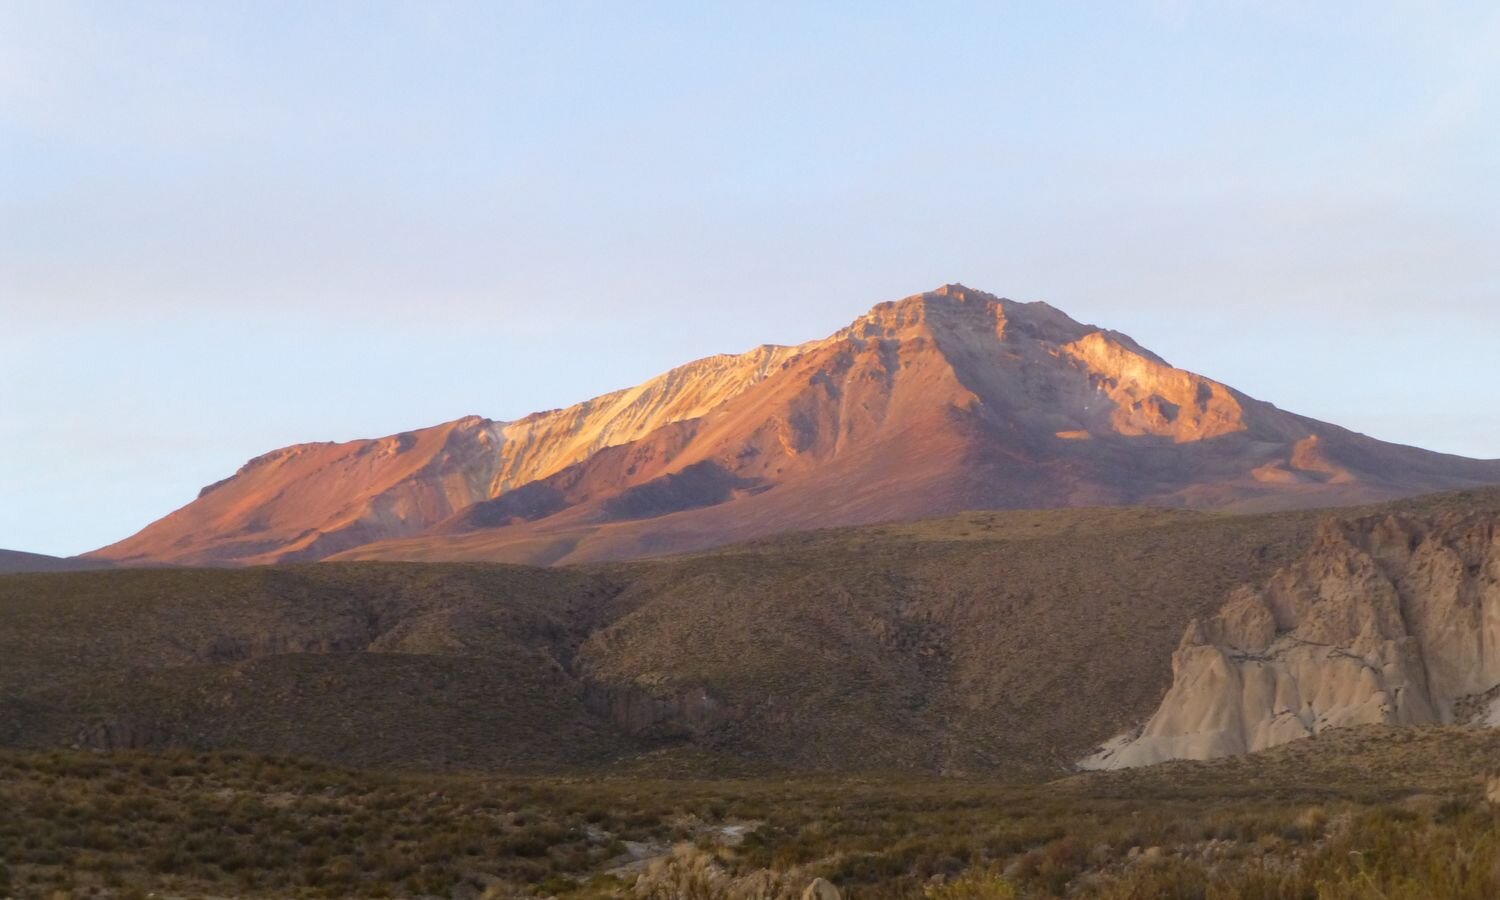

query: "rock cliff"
left=1084, top=507, right=1500, bottom=769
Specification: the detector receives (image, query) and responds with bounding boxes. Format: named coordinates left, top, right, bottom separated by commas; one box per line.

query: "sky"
left=3, top=1, right=1499, bottom=556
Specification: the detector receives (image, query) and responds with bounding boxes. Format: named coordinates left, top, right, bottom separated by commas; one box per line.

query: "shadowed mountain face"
left=0, top=549, right=113, bottom=574
left=90, top=285, right=1500, bottom=566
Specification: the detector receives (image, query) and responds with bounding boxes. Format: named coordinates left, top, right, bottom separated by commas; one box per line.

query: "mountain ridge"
left=89, top=284, right=1500, bottom=567
left=16, top=488, right=1500, bottom=776
left=0, top=549, right=114, bottom=574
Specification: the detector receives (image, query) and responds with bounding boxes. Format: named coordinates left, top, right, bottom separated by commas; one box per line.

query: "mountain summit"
left=92, top=285, right=1500, bottom=566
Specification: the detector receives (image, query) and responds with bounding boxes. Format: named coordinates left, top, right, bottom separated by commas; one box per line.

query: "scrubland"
left=4, top=726, right=1499, bottom=899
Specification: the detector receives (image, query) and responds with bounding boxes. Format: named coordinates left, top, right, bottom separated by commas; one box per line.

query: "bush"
left=925, top=869, right=1018, bottom=899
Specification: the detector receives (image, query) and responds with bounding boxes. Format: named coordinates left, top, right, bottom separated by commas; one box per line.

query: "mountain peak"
left=930, top=281, right=990, bottom=300
left=849, top=284, right=1101, bottom=353
left=883, top=282, right=1005, bottom=313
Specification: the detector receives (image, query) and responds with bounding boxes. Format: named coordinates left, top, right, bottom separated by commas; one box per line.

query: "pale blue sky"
left=3, top=1, right=1499, bottom=556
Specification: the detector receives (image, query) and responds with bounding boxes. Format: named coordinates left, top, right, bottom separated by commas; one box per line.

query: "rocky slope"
left=1083, top=502, right=1500, bottom=769
left=89, top=345, right=809, bottom=566
left=90, top=285, right=1500, bottom=566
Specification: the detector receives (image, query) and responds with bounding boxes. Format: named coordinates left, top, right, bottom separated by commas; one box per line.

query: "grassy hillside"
left=0, top=564, right=635, bottom=770
left=3, top=726, right=1499, bottom=898
left=4, top=489, right=1500, bottom=777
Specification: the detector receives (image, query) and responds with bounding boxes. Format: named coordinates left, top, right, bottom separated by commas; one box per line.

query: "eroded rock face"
left=74, top=717, right=177, bottom=751
left=1060, top=330, right=1247, bottom=443
left=581, top=682, right=730, bottom=741
left=1084, top=510, right=1500, bottom=769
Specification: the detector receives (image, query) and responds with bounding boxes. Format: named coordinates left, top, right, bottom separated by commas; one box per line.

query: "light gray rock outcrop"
left=1084, top=510, right=1500, bottom=769
left=802, top=878, right=842, bottom=900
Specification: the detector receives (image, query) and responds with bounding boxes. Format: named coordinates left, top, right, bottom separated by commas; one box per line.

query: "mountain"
left=89, top=285, right=1500, bottom=567
left=0, top=549, right=112, bottom=574
left=11, top=489, right=1500, bottom=775
left=1084, top=495, right=1500, bottom=769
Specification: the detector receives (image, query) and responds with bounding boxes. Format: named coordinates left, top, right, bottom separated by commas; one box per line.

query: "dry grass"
left=3, top=726, right=1499, bottom=898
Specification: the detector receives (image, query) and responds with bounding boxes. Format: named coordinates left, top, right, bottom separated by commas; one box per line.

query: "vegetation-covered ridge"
left=7, top=489, right=1500, bottom=777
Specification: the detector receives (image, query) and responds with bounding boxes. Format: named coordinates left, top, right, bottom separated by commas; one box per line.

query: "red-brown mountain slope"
left=91, top=285, right=1500, bottom=566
